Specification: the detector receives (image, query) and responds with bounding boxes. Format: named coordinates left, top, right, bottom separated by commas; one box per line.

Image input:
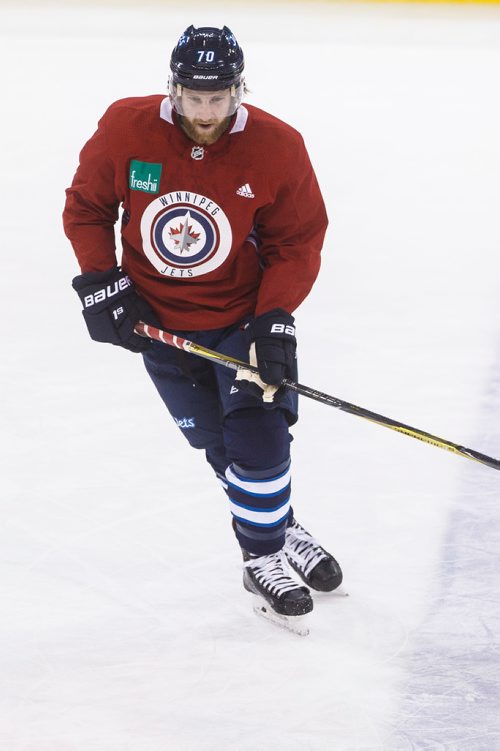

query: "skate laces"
left=245, top=551, right=300, bottom=597
left=285, top=521, right=328, bottom=577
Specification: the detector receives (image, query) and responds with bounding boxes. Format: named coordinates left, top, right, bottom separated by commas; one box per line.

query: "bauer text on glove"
left=72, top=266, right=157, bottom=353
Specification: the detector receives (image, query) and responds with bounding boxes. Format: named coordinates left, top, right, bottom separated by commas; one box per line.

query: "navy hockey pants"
left=142, top=321, right=299, bottom=555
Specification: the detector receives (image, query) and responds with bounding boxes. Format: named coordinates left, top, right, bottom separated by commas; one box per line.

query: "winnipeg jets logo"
left=169, top=212, right=200, bottom=252
left=140, top=191, right=232, bottom=278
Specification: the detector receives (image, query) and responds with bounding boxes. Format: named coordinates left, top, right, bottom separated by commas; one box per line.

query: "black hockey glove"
left=246, top=308, right=297, bottom=385
left=235, top=309, right=297, bottom=403
left=72, top=266, right=156, bottom=353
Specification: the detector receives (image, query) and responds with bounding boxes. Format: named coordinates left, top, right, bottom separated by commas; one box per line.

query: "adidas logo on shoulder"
left=236, top=183, right=255, bottom=199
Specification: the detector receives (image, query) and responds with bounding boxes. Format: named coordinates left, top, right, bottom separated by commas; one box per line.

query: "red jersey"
left=63, top=96, right=328, bottom=330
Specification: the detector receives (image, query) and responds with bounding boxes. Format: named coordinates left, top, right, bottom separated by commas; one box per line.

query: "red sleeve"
left=63, top=113, right=120, bottom=273
left=253, top=134, right=328, bottom=316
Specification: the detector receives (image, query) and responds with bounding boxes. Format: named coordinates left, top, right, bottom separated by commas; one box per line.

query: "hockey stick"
left=135, top=322, right=500, bottom=471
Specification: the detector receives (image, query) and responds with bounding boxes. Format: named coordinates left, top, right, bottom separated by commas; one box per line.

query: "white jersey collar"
left=160, top=96, right=174, bottom=124
left=229, top=106, right=249, bottom=133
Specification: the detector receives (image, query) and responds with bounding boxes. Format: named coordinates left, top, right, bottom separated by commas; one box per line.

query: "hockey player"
left=63, top=25, right=342, bottom=628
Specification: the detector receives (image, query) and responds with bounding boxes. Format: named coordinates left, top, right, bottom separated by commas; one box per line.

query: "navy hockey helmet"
left=169, top=25, right=245, bottom=116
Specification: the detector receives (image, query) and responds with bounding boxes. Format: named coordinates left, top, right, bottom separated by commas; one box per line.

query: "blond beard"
left=179, top=116, right=231, bottom=145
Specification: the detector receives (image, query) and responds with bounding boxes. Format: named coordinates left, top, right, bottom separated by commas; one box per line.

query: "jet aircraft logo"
left=169, top=212, right=201, bottom=252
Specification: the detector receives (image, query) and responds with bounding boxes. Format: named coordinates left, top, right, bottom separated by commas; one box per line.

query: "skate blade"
left=252, top=596, right=310, bottom=637
left=314, top=584, right=350, bottom=598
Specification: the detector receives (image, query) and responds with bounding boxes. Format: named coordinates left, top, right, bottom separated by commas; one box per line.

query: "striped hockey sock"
left=225, top=458, right=292, bottom=556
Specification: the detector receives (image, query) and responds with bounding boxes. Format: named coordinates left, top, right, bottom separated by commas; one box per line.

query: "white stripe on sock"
left=225, top=465, right=291, bottom=496
left=229, top=499, right=291, bottom=526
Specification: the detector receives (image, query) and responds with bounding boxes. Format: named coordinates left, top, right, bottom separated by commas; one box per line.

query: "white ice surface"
left=1, top=3, right=500, bottom=749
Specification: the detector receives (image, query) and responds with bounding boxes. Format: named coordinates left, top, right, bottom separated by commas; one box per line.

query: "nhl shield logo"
left=191, top=146, right=205, bottom=160
left=140, top=191, right=232, bottom=278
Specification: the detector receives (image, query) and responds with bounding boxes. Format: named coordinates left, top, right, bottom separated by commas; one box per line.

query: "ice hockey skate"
left=285, top=519, right=343, bottom=592
left=243, top=549, right=313, bottom=636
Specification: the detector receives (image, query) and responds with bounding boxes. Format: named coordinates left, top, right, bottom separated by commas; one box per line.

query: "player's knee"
left=223, top=407, right=291, bottom=470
